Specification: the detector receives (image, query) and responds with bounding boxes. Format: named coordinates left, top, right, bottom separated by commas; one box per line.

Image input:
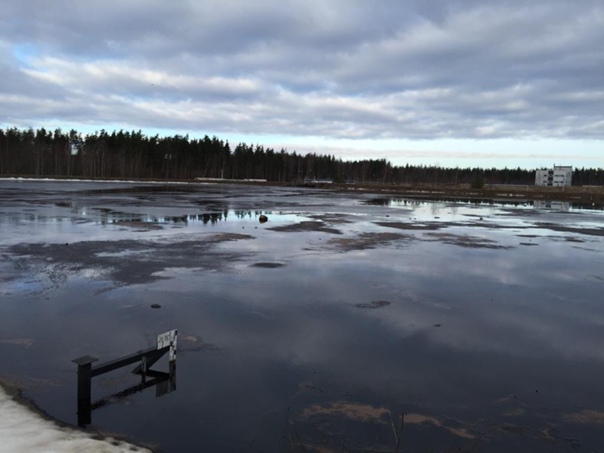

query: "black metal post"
left=72, top=355, right=98, bottom=427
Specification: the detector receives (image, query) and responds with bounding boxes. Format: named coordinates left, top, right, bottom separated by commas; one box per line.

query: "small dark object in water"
left=150, top=304, right=161, bottom=309
left=252, top=262, right=284, bottom=268
left=355, top=300, right=391, bottom=309
left=433, top=324, right=441, bottom=327
left=259, top=215, right=268, bottom=223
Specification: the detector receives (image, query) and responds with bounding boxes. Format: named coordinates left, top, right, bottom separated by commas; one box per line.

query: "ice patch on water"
left=0, top=384, right=150, bottom=453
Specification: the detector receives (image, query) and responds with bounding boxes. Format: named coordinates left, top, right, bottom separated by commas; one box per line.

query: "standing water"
left=1, top=179, right=604, bottom=452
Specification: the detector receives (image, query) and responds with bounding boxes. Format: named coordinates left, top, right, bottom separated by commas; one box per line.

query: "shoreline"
left=2, top=175, right=603, bottom=206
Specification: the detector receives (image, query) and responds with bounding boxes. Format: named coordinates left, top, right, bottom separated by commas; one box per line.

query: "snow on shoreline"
left=0, top=384, right=151, bottom=453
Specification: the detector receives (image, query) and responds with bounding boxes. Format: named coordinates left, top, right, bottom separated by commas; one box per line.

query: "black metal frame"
left=72, top=332, right=176, bottom=426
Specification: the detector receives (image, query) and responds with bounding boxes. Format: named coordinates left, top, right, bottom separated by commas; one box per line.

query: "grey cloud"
left=1, top=0, right=603, bottom=142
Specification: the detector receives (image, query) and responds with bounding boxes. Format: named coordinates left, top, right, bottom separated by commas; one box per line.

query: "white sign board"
left=157, top=329, right=177, bottom=361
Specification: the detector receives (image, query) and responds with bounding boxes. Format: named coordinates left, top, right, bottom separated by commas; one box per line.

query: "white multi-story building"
left=535, top=166, right=572, bottom=187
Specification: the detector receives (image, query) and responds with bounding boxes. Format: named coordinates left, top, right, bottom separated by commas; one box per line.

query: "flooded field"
left=1, top=179, right=604, bottom=452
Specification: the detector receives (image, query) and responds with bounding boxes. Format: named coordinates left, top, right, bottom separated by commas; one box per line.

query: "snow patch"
left=0, top=385, right=151, bottom=453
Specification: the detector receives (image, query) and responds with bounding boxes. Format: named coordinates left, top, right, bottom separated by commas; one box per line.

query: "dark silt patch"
left=572, top=246, right=600, bottom=253
left=424, top=232, right=513, bottom=249
left=208, top=233, right=254, bottom=242
left=5, top=233, right=254, bottom=286
left=519, top=242, right=539, bottom=247
left=267, top=221, right=342, bottom=234
left=535, top=223, right=604, bottom=237
left=355, top=300, right=391, bottom=309
left=564, top=237, right=587, bottom=243
left=307, top=213, right=352, bottom=224
left=112, top=221, right=165, bottom=231
left=251, top=262, right=285, bottom=268
left=328, top=232, right=413, bottom=251
left=374, top=221, right=445, bottom=231
left=363, top=198, right=393, bottom=206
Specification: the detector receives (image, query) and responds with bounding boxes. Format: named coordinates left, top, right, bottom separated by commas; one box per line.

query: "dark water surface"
left=1, top=179, right=604, bottom=452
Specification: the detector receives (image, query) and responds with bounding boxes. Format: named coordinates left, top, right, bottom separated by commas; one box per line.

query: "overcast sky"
left=1, top=0, right=603, bottom=169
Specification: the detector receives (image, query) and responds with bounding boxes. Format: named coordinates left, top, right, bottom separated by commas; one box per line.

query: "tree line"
left=0, top=127, right=602, bottom=186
